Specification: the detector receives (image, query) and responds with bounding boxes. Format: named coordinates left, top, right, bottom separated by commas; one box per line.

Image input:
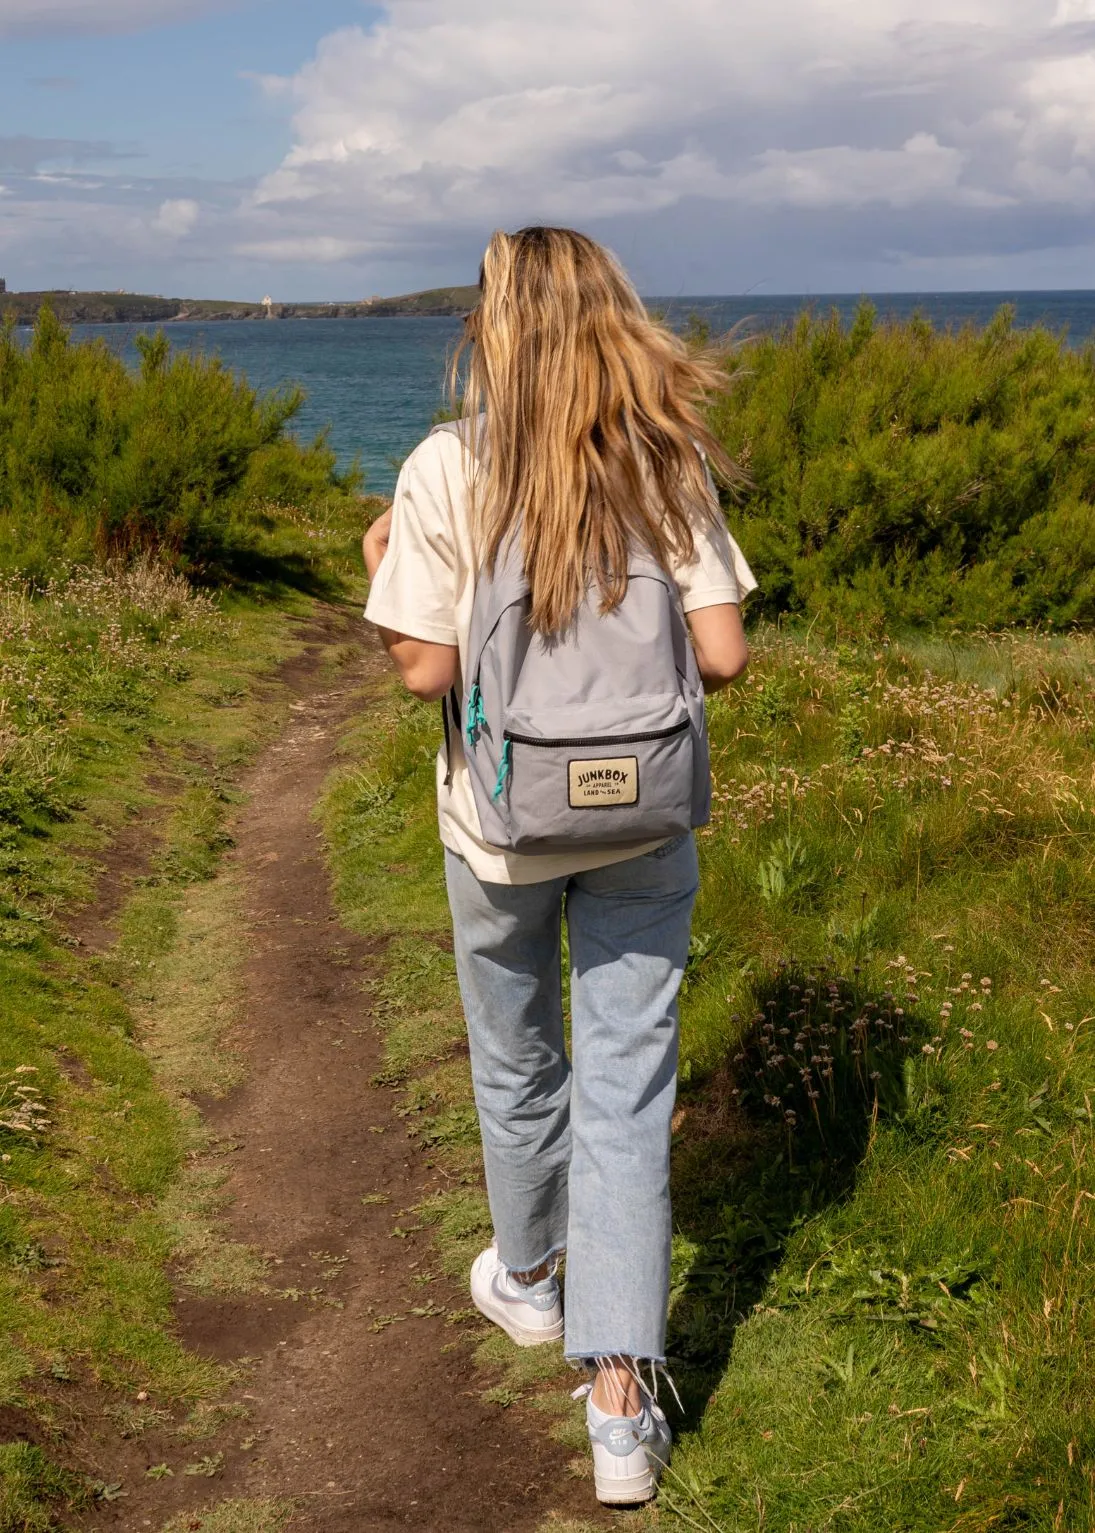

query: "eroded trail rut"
left=116, top=608, right=597, bottom=1533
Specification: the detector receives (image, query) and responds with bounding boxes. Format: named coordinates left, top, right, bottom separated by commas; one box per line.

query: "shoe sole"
left=594, top=1463, right=665, bottom=1505
left=592, top=1437, right=670, bottom=1505
left=470, top=1284, right=564, bottom=1346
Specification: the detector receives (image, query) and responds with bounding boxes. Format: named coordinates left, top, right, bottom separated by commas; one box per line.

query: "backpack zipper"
left=503, top=720, right=688, bottom=749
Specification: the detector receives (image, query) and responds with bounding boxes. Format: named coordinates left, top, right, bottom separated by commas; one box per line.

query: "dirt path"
left=103, top=606, right=599, bottom=1533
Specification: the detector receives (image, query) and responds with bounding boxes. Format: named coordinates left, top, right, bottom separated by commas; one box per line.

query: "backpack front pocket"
left=498, top=695, right=694, bottom=852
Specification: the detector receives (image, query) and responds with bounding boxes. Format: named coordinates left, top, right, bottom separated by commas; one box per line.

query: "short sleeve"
left=670, top=468, right=758, bottom=613
left=364, top=442, right=459, bottom=646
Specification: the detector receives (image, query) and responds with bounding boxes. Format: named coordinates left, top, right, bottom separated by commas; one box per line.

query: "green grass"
left=322, top=628, right=1095, bottom=1533
left=158, top=1496, right=295, bottom=1533
left=0, top=314, right=375, bottom=1524
left=0, top=1442, right=91, bottom=1533
left=650, top=628, right=1095, bottom=1531
left=0, top=495, right=371, bottom=1522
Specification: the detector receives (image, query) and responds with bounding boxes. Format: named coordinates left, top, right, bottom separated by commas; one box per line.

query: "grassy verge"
left=321, top=628, right=1094, bottom=1532
left=0, top=502, right=371, bottom=1528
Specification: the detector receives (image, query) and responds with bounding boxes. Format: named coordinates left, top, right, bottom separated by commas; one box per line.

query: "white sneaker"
left=469, top=1243, right=564, bottom=1347
left=576, top=1382, right=672, bottom=1505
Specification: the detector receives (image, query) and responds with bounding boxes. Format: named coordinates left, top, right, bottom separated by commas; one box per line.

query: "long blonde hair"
left=450, top=226, right=742, bottom=635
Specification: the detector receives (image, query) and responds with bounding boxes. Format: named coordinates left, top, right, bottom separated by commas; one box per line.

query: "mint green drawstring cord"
left=492, top=738, right=512, bottom=801
left=465, top=683, right=486, bottom=747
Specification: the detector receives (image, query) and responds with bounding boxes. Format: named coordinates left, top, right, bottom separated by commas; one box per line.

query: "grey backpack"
left=435, top=420, right=711, bottom=856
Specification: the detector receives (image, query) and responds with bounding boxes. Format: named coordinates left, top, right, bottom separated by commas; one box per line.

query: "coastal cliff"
left=0, top=283, right=480, bottom=325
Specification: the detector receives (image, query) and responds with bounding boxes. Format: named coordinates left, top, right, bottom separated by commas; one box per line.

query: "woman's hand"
left=362, top=508, right=393, bottom=581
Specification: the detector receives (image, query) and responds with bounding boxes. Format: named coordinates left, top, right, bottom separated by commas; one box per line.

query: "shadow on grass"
left=667, top=958, right=927, bottom=1425
left=194, top=540, right=352, bottom=603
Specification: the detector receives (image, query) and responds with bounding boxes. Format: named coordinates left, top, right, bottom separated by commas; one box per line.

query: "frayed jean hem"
left=501, top=1241, right=566, bottom=1280
left=565, top=1352, right=667, bottom=1369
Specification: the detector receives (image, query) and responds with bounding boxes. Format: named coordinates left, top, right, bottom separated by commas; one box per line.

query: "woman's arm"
left=373, top=627, right=459, bottom=701
left=688, top=602, right=749, bottom=692
left=363, top=508, right=459, bottom=702
left=362, top=506, right=394, bottom=583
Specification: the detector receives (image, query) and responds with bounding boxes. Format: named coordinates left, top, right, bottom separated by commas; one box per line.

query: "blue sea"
left=70, top=290, right=1095, bottom=497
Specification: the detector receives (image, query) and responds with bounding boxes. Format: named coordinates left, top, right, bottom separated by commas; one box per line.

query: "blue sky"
left=3, top=3, right=375, bottom=184
left=2, top=0, right=1094, bottom=300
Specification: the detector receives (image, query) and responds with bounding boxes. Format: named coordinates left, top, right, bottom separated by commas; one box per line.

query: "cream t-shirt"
left=364, top=428, right=757, bottom=884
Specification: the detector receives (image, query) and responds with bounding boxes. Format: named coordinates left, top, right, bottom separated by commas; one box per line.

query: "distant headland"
left=0, top=283, right=480, bottom=325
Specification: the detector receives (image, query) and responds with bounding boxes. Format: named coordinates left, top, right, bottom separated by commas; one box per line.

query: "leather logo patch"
left=568, top=756, right=639, bottom=808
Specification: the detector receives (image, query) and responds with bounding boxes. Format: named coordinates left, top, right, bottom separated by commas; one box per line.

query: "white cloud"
left=0, top=190, right=163, bottom=269
left=7, top=0, right=1095, bottom=291
left=0, top=0, right=240, bottom=38
left=732, top=135, right=1014, bottom=211
left=154, top=198, right=199, bottom=237
left=1022, top=54, right=1095, bottom=159
left=0, top=136, right=132, bottom=172
left=233, top=0, right=1095, bottom=266
left=1052, top=0, right=1095, bottom=20
left=33, top=172, right=106, bottom=188
left=233, top=234, right=364, bottom=261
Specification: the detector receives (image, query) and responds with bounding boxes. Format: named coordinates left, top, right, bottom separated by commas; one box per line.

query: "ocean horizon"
left=66, top=288, right=1095, bottom=496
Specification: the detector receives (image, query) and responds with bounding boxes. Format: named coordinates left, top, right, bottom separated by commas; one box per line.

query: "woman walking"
left=363, top=226, right=754, bottom=1506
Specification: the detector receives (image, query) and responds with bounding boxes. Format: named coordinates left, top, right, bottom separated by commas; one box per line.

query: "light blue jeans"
left=444, top=832, right=699, bottom=1363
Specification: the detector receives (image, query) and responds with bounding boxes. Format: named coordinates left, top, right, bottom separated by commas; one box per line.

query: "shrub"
left=0, top=310, right=359, bottom=576
left=709, top=303, right=1095, bottom=632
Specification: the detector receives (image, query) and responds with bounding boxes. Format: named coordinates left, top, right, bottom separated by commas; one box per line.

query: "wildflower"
left=922, top=1044, right=936, bottom=1055
left=985, top=1040, right=999, bottom=1051
left=959, top=1028, right=973, bottom=1039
